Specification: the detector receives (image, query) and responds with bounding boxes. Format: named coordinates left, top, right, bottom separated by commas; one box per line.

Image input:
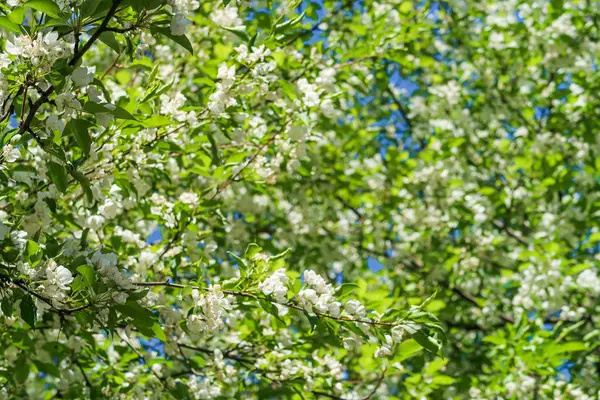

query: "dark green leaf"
left=47, top=161, right=69, bottom=193
left=20, top=295, right=36, bottom=328
left=150, top=26, right=194, bottom=54
left=99, top=31, right=121, bottom=53
left=66, top=119, right=93, bottom=156
left=220, top=25, right=250, bottom=42
left=113, top=105, right=136, bottom=120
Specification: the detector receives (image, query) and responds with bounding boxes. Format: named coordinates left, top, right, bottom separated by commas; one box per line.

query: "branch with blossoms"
left=133, top=279, right=398, bottom=327
left=0, top=271, right=91, bottom=315
left=14, top=2, right=124, bottom=139
left=131, top=246, right=444, bottom=360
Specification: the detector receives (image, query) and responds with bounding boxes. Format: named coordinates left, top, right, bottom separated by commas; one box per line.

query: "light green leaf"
left=151, top=322, right=167, bottom=341
left=25, top=0, right=61, bottom=18
left=76, top=265, right=95, bottom=287
left=8, top=6, right=26, bottom=24
left=0, top=16, right=20, bottom=32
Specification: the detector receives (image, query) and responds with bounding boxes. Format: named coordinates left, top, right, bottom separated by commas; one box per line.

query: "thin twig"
left=0, top=272, right=91, bottom=315
left=362, top=366, right=388, bottom=400
left=69, top=0, right=123, bottom=67
left=116, top=330, right=168, bottom=388
left=74, top=357, right=93, bottom=389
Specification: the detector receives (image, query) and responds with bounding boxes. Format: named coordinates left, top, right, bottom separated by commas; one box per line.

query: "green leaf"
left=399, top=1, right=412, bottom=14
left=83, top=101, right=110, bottom=114
left=8, top=6, right=26, bottom=24
left=206, top=133, right=221, bottom=166
left=143, top=0, right=164, bottom=10
left=151, top=322, right=167, bottom=341
left=227, top=251, right=248, bottom=272
left=588, top=232, right=600, bottom=243
left=32, top=360, right=61, bottom=377
left=432, top=375, right=456, bottom=386
left=403, top=322, right=442, bottom=355
left=142, top=116, right=172, bottom=128
left=113, top=105, right=136, bottom=120
left=99, top=31, right=121, bottom=53
left=127, top=289, right=150, bottom=301
left=394, top=338, right=423, bottom=361
left=249, top=32, right=258, bottom=49
left=259, top=299, right=284, bottom=322
left=80, top=0, right=101, bottom=18
left=546, top=342, right=587, bottom=357
left=482, top=333, right=507, bottom=346
left=26, top=240, right=39, bottom=258
left=411, top=329, right=442, bottom=355
left=274, top=11, right=305, bottom=33
left=418, top=290, right=437, bottom=310
left=245, top=243, right=262, bottom=258
left=1, top=297, right=13, bottom=317
left=380, top=308, right=402, bottom=323
left=220, top=25, right=250, bottom=42
left=150, top=26, right=193, bottom=54
left=0, top=16, right=20, bottom=32
left=424, top=358, right=447, bottom=374
left=92, top=78, right=112, bottom=103
left=25, top=0, right=61, bottom=18
left=550, top=0, right=565, bottom=17
left=14, top=355, right=29, bottom=382
left=270, top=248, right=291, bottom=261
left=66, top=119, right=93, bottom=156
left=556, top=319, right=587, bottom=342
left=115, top=302, right=155, bottom=327
left=337, top=283, right=359, bottom=298
left=47, top=161, right=69, bottom=193
left=70, top=169, right=94, bottom=203
left=20, top=295, right=36, bottom=328
left=76, top=265, right=95, bottom=287
left=343, top=321, right=370, bottom=341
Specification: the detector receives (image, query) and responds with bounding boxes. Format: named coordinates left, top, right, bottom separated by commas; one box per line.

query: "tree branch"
left=133, top=281, right=396, bottom=327
left=69, top=0, right=123, bottom=67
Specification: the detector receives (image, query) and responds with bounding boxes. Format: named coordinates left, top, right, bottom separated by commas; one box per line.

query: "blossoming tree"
left=0, top=0, right=445, bottom=398
left=0, top=0, right=599, bottom=399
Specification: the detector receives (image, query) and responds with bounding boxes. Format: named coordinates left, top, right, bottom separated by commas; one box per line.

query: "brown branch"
left=313, top=392, right=344, bottom=400
left=19, top=85, right=28, bottom=122
left=363, top=366, right=388, bottom=400
left=492, top=220, right=528, bottom=245
left=101, top=53, right=121, bottom=79
left=211, top=121, right=290, bottom=198
left=74, top=357, right=93, bottom=389
left=69, top=0, right=123, bottom=67
left=104, top=25, right=139, bottom=34
left=0, top=272, right=91, bottom=315
left=335, top=194, right=363, bottom=221
left=116, top=330, right=168, bottom=388
left=178, top=343, right=254, bottom=364
left=17, top=86, right=55, bottom=136
left=452, top=287, right=513, bottom=324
